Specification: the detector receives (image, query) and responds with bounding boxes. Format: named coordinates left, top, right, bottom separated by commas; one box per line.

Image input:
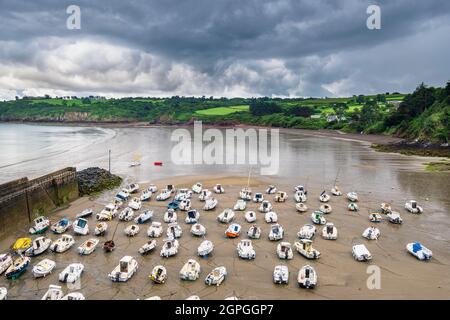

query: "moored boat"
left=147, top=221, right=163, bottom=238
left=203, top=197, right=218, bottom=210
left=265, top=211, right=278, bottom=223
left=190, top=223, right=206, bottom=237
left=273, top=265, right=289, bottom=284
left=29, top=216, right=50, bottom=235
left=225, top=223, right=241, bottom=238
left=166, top=223, right=182, bottom=238
left=94, top=222, right=108, bottom=236
left=296, top=202, right=308, bottom=212
left=244, top=211, right=256, bottom=223
left=311, top=211, right=326, bottom=225
left=236, top=239, right=256, bottom=259
left=297, top=265, right=317, bottom=289
left=78, top=238, right=99, bottom=255
left=108, top=256, right=138, bottom=282
left=362, top=226, right=380, bottom=240
left=24, top=236, right=51, bottom=257
left=294, top=239, right=320, bottom=259
left=124, top=224, right=140, bottom=237
left=347, top=192, right=358, bottom=202
left=197, top=240, right=214, bottom=257
left=58, top=263, right=84, bottom=283
left=179, top=259, right=201, bottom=281
left=217, top=209, right=235, bottom=223
left=247, top=225, right=261, bottom=239
left=0, top=254, right=12, bottom=275
left=213, top=184, right=225, bottom=194
left=51, top=218, right=72, bottom=234
left=321, top=222, right=338, bottom=240
left=406, top=242, right=432, bottom=260
left=134, top=210, right=153, bottom=224
left=276, top=242, right=293, bottom=259
left=5, top=255, right=30, bottom=280
left=32, top=258, right=56, bottom=278
left=297, top=224, right=316, bottom=240
left=138, top=240, right=157, bottom=255
left=160, top=238, right=179, bottom=257
left=73, top=218, right=89, bottom=235
left=405, top=200, right=423, bottom=214
left=274, top=191, right=288, bottom=202
left=164, top=209, right=178, bottom=223
left=41, top=285, right=64, bottom=300
left=352, top=244, right=372, bottom=261
left=268, top=223, right=284, bottom=241
left=50, top=235, right=75, bottom=253
left=150, top=265, right=167, bottom=284
left=205, top=266, right=227, bottom=286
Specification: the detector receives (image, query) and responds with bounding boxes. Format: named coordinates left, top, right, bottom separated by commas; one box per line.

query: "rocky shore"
left=77, top=167, right=122, bottom=196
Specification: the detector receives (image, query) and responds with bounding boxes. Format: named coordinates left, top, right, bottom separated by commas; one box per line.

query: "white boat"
left=298, top=265, right=317, bottom=289
left=244, top=211, right=256, bottom=223
left=191, top=223, right=206, bottom=237
left=274, top=191, right=288, bottom=202
left=362, top=227, right=380, bottom=240
left=273, top=265, right=289, bottom=284
left=277, top=242, right=293, bottom=259
left=29, top=216, right=50, bottom=235
left=247, top=225, right=261, bottom=239
left=186, top=295, right=200, bottom=300
left=297, top=224, right=316, bottom=240
left=198, top=240, right=214, bottom=257
left=0, top=287, right=7, bottom=300
left=140, top=190, right=152, bottom=202
left=217, top=209, right=235, bottom=223
left=225, top=223, right=241, bottom=238
left=128, top=197, right=142, bottom=210
left=156, top=189, right=172, bottom=201
left=146, top=296, right=162, bottom=300
left=296, top=202, right=308, bottom=212
left=319, top=203, right=332, bottom=214
left=125, top=183, right=140, bottom=194
left=147, top=222, right=163, bottom=237
left=96, top=204, right=117, bottom=221
left=129, top=161, right=141, bottom=167
left=113, top=199, right=123, bottom=209
left=265, top=211, right=278, bottom=223
left=0, top=254, right=12, bottom=275
left=41, top=285, right=64, bottom=300
left=61, top=292, right=85, bottom=300
left=185, top=210, right=200, bottom=224
left=50, top=235, right=75, bottom=253
left=32, top=258, right=56, bottom=278
left=348, top=203, right=359, bottom=211
left=380, top=203, right=392, bottom=214
left=134, top=210, right=153, bottom=224
left=406, top=242, right=432, bottom=260
left=108, top=256, right=138, bottom=282
left=78, top=238, right=99, bottom=255
left=59, top=263, right=84, bottom=283
left=51, top=218, right=72, bottom=234
left=311, top=211, right=326, bottom=225
left=253, top=193, right=264, bottom=203
left=233, top=199, right=247, bottom=211
left=179, top=199, right=192, bottom=211
left=148, top=184, right=158, bottom=193
left=237, top=239, right=256, bottom=259
left=387, top=211, right=403, bottom=224
left=94, top=222, right=108, bottom=236
left=160, top=238, right=179, bottom=257
left=294, top=190, right=307, bottom=203
left=294, top=185, right=307, bottom=194
left=259, top=200, right=273, bottom=213
left=164, top=209, right=178, bottom=223
left=124, top=224, right=140, bottom=237
left=192, top=182, right=203, bottom=194
left=319, top=191, right=330, bottom=203
left=347, top=192, right=358, bottom=202
left=294, top=239, right=320, bottom=259
left=73, top=218, right=89, bottom=235
left=266, top=185, right=277, bottom=194
left=138, top=240, right=157, bottom=255
left=166, top=223, right=182, bottom=238
left=199, top=189, right=212, bottom=201
left=239, top=187, right=252, bottom=200
left=321, top=222, right=338, bottom=240
left=25, top=236, right=51, bottom=256
left=331, top=186, right=342, bottom=196
left=115, top=188, right=130, bottom=202
left=175, top=188, right=193, bottom=201
left=405, top=200, right=423, bottom=214
left=76, top=208, right=94, bottom=219
left=213, top=184, right=225, bottom=194
left=205, top=266, right=227, bottom=286
left=179, top=259, right=201, bottom=280
left=150, top=265, right=167, bottom=284
left=269, top=223, right=284, bottom=241
left=203, top=197, right=218, bottom=210
left=369, top=212, right=382, bottom=222
left=352, top=244, right=372, bottom=261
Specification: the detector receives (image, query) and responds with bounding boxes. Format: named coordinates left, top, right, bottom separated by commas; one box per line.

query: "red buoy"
left=154, top=161, right=163, bottom=166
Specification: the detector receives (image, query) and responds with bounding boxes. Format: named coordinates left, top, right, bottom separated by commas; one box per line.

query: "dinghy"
left=294, top=190, right=307, bottom=203
left=78, top=238, right=99, bottom=255
left=294, top=239, right=320, bottom=259
left=29, top=216, right=50, bottom=235
left=50, top=235, right=75, bottom=253
left=253, top=193, right=264, bottom=203
left=185, top=210, right=200, bottom=224
left=166, top=223, right=182, bottom=238
left=160, top=238, right=179, bottom=257
left=156, top=189, right=172, bottom=201
left=164, top=209, right=178, bottom=223
left=124, top=224, right=140, bottom=237
left=94, top=222, right=108, bottom=236
left=273, top=265, right=289, bottom=284
left=103, top=240, right=116, bottom=253
left=237, top=239, right=256, bottom=259
left=51, top=218, right=72, bottom=234
left=108, top=256, right=138, bottom=282
left=114, top=199, right=123, bottom=209
left=140, top=189, right=152, bottom=202
left=179, top=199, right=191, bottom=211
left=348, top=203, right=359, bottom=211
left=297, top=224, right=316, bottom=240
left=25, top=236, right=51, bottom=256
left=0, top=287, right=7, bottom=300
left=138, top=240, right=157, bottom=255
left=298, top=265, right=317, bottom=289
left=322, top=222, right=338, bottom=240
left=347, top=192, right=358, bottom=202
left=147, top=222, right=163, bottom=237
left=331, top=186, right=342, bottom=196
left=265, top=211, right=278, bottom=223
left=124, top=183, right=140, bottom=194
left=203, top=197, right=218, bottom=210
left=128, top=197, right=142, bottom=210
left=352, top=244, right=372, bottom=261
left=277, top=242, right=293, bottom=259
left=296, top=202, right=308, bottom=212
left=96, top=204, right=118, bottom=221
left=148, top=184, right=158, bottom=193
left=225, top=223, right=241, bottom=238
left=179, top=259, right=201, bottom=280
left=245, top=211, right=256, bottom=223
left=405, top=200, right=423, bottom=214
left=406, top=242, right=432, bottom=260
left=362, top=226, right=380, bottom=240
left=73, top=218, right=89, bottom=235
left=5, top=255, right=30, bottom=280
left=319, top=191, right=330, bottom=203
left=266, top=185, right=277, bottom=194
left=191, top=223, right=206, bottom=237
left=41, top=285, right=64, bottom=300
left=233, top=199, right=246, bottom=211
left=259, top=200, right=273, bottom=213
left=319, top=204, right=332, bottom=214
left=269, top=224, right=284, bottom=241
left=192, top=182, right=203, bottom=194
left=134, top=210, right=153, bottom=224
left=369, top=212, right=382, bottom=222
left=12, top=238, right=31, bottom=253
left=380, top=203, right=392, bottom=214
left=32, top=258, right=56, bottom=278
left=247, top=225, right=261, bottom=239
left=239, top=187, right=252, bottom=200
left=115, top=189, right=130, bottom=202
left=311, top=211, right=326, bottom=225
left=205, top=266, right=227, bottom=286
left=168, top=200, right=181, bottom=210
left=175, top=188, right=192, bottom=201
left=0, top=254, right=12, bottom=275
left=274, top=191, right=288, bottom=202
left=146, top=296, right=162, bottom=300
left=217, top=209, right=235, bottom=223
left=198, top=240, right=214, bottom=257
left=387, top=211, right=403, bottom=224
left=199, top=189, right=212, bottom=201
left=214, top=184, right=225, bottom=194
left=59, top=263, right=84, bottom=283
left=61, top=292, right=85, bottom=300
left=150, top=265, right=167, bottom=284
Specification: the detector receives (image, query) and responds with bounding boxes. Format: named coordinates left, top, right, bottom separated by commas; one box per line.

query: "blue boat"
left=167, top=200, right=180, bottom=210
left=6, top=256, right=30, bottom=280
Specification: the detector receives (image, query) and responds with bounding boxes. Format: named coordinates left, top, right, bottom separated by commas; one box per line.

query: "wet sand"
left=1, top=175, right=449, bottom=300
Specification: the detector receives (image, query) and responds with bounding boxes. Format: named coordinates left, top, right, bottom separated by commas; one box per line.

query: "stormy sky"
left=0, top=0, right=449, bottom=100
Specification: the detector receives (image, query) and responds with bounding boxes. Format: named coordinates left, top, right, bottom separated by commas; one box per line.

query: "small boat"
left=146, top=296, right=162, bottom=300
left=24, top=236, right=51, bottom=257
left=233, top=199, right=246, bottom=211
left=78, top=238, right=99, bottom=255
left=29, top=216, right=50, bottom=235
left=191, top=223, right=206, bottom=237
left=138, top=240, right=157, bottom=255
left=192, top=182, right=203, bottom=194
left=32, top=258, right=56, bottom=278
left=245, top=211, right=256, bottom=223
left=61, top=292, right=85, bottom=300
left=296, top=202, right=308, bottom=212
left=348, top=203, right=359, bottom=211
left=179, top=199, right=191, bottom=211
left=186, top=295, right=200, bottom=300
left=147, top=222, right=163, bottom=237
left=51, top=218, right=72, bottom=234
left=266, top=185, right=277, bottom=194
left=59, top=263, right=84, bottom=283
left=185, top=209, right=200, bottom=224
left=369, top=212, right=382, bottom=222
left=294, top=239, right=320, bottom=259
left=405, top=200, right=423, bottom=214
left=205, top=266, right=227, bottom=286
left=134, top=210, right=153, bottom=224
left=406, top=242, right=432, bottom=260
left=273, top=265, right=289, bottom=284
left=140, top=189, right=152, bottom=202
left=164, top=209, right=178, bottom=223
left=167, top=200, right=180, bottom=210
left=265, top=211, right=278, bottom=223
left=41, top=285, right=64, bottom=300
left=269, top=223, right=284, bottom=241
left=175, top=188, right=193, bottom=201
left=166, top=223, right=182, bottom=238
left=213, top=184, right=225, bottom=194
left=96, top=204, right=117, bottom=221
left=274, top=191, right=288, bottom=202
left=331, top=186, right=342, bottom=196
left=150, top=265, right=167, bottom=284
left=259, top=200, right=273, bottom=213
left=0, top=287, right=7, bottom=300
left=12, top=238, right=32, bottom=253
left=352, top=244, right=372, bottom=261
left=94, top=222, right=108, bottom=236
left=0, top=254, right=12, bottom=275
left=239, top=187, right=252, bottom=200
left=108, top=256, right=138, bottom=282
left=319, top=191, right=330, bottom=203
left=347, top=192, right=358, bottom=202
left=50, top=235, right=75, bottom=253
left=294, top=190, right=307, bottom=203
left=199, top=189, right=212, bottom=201
left=247, top=225, right=261, bottom=239
left=297, top=224, right=316, bottom=240
left=253, top=193, right=264, bottom=203
left=319, top=203, right=332, bottom=214
left=217, top=209, right=235, bottom=223
left=311, top=211, right=326, bottom=225
left=198, top=240, right=214, bottom=257
left=103, top=240, right=116, bottom=252
left=115, top=189, right=130, bottom=202
left=129, top=161, right=141, bottom=167
left=156, top=189, right=172, bottom=201
left=125, top=183, right=140, bottom=194
left=277, top=242, right=293, bottom=259
left=322, top=222, right=338, bottom=240
left=203, top=197, right=218, bottom=210
left=154, top=161, right=163, bottom=166
left=380, top=202, right=392, bottom=214
left=124, top=224, right=140, bottom=237
left=387, top=211, right=403, bottom=224
left=298, top=265, right=317, bottom=289
left=179, top=259, right=201, bottom=280
left=77, top=208, right=94, bottom=219
left=225, top=223, right=241, bottom=238
left=160, top=238, right=179, bottom=257
left=73, top=218, right=89, bottom=235
left=237, top=239, right=256, bottom=259
left=119, top=207, right=135, bottom=221
left=148, top=184, right=158, bottom=193
left=362, top=226, right=380, bottom=240
left=128, top=197, right=142, bottom=210
left=166, top=184, right=175, bottom=193
left=5, top=255, right=30, bottom=280
left=294, top=185, right=308, bottom=194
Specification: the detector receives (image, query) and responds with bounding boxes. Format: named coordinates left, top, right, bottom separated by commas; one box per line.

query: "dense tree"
left=249, top=101, right=282, bottom=116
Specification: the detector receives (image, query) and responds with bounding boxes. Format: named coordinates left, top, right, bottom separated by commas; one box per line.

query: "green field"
left=195, top=105, right=249, bottom=116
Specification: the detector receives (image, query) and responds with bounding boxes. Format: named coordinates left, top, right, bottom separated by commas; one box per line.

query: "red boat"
left=154, top=162, right=163, bottom=166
